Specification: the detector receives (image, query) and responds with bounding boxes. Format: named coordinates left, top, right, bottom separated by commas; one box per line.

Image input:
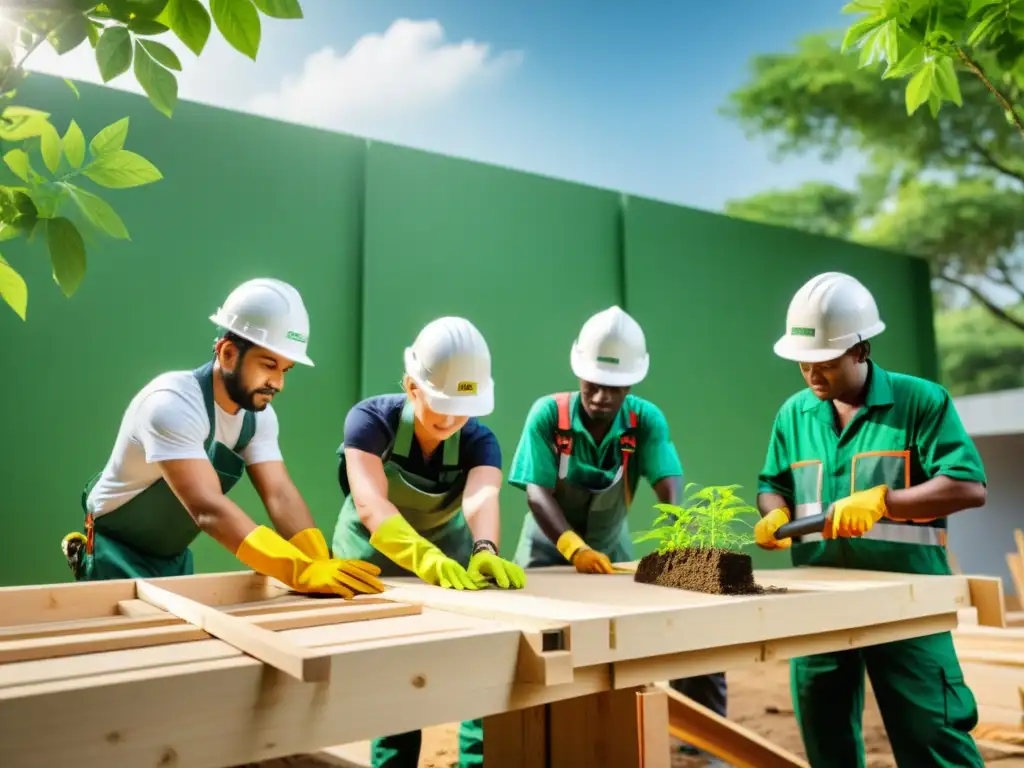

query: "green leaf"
left=140, top=39, right=182, bottom=70
left=46, top=217, right=87, bottom=298
left=211, top=0, right=261, bottom=60
left=251, top=0, right=303, bottom=18
left=3, top=149, right=31, bottom=183
left=967, top=8, right=1002, bottom=46
left=39, top=121, right=63, bottom=174
left=89, top=117, right=130, bottom=156
left=63, top=120, right=86, bottom=168
left=48, top=13, right=90, bottom=55
left=883, top=44, right=925, bottom=79
left=63, top=77, right=81, bottom=98
left=133, top=40, right=178, bottom=117
left=162, top=0, right=212, bottom=56
left=934, top=56, right=963, bottom=107
left=0, top=254, right=27, bottom=320
left=127, top=0, right=171, bottom=17
left=968, top=0, right=1001, bottom=17
left=83, top=149, right=163, bottom=188
left=0, top=107, right=51, bottom=141
left=95, top=26, right=133, bottom=82
left=842, top=15, right=885, bottom=53
left=905, top=58, right=937, bottom=114
left=842, top=0, right=884, bottom=12
left=64, top=184, right=130, bottom=240
left=128, top=19, right=170, bottom=35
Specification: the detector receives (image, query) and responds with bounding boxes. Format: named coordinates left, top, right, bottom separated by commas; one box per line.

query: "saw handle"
left=775, top=512, right=828, bottom=540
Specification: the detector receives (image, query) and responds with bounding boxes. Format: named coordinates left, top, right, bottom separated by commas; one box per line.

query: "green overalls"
left=512, top=391, right=642, bottom=568
left=331, top=398, right=481, bottom=768
left=758, top=361, right=986, bottom=768
left=71, top=361, right=256, bottom=581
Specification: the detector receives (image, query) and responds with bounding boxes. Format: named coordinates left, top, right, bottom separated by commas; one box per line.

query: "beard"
left=222, top=367, right=274, bottom=412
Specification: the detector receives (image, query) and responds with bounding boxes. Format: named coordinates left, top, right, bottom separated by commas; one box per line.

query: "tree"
left=936, top=300, right=1024, bottom=394
left=839, top=0, right=1024, bottom=135
left=0, top=0, right=304, bottom=321
left=720, top=31, right=1024, bottom=334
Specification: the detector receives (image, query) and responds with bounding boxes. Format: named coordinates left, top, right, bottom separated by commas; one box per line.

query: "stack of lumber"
left=0, top=564, right=983, bottom=768
left=954, top=529, right=1024, bottom=757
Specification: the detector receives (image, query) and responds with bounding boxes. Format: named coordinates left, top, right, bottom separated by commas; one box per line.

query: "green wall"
left=0, top=75, right=938, bottom=586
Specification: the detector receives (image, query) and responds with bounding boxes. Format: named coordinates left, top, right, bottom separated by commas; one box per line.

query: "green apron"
left=786, top=445, right=981, bottom=766
left=331, top=398, right=481, bottom=768
left=512, top=394, right=638, bottom=568
left=71, top=361, right=256, bottom=581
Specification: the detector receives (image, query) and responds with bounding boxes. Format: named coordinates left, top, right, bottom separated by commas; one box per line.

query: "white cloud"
left=248, top=19, right=523, bottom=131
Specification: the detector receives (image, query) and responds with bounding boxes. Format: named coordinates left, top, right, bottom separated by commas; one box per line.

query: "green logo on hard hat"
left=790, top=327, right=815, bottom=337
left=286, top=331, right=307, bottom=343
left=597, top=355, right=620, bottom=364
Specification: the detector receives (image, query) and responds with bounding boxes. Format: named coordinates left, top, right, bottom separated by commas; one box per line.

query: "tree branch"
left=956, top=46, right=1024, bottom=139
left=936, top=271, right=1024, bottom=333
left=971, top=139, right=1024, bottom=185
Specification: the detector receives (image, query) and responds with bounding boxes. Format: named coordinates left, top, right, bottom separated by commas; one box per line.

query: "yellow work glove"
left=370, top=514, right=480, bottom=590
left=288, top=527, right=331, bottom=560
left=754, top=508, right=792, bottom=550
left=557, top=530, right=616, bottom=574
left=467, top=550, right=526, bottom=590
left=235, top=525, right=386, bottom=598
left=824, top=485, right=889, bottom=540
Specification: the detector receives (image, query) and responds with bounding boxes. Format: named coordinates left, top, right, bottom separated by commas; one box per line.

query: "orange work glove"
left=556, top=530, right=616, bottom=574
left=823, top=485, right=889, bottom=539
left=289, top=527, right=332, bottom=560
left=754, top=507, right=792, bottom=550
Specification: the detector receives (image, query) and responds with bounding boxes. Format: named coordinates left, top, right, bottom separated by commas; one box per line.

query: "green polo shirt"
left=757, top=361, right=985, bottom=574
left=508, top=392, right=683, bottom=494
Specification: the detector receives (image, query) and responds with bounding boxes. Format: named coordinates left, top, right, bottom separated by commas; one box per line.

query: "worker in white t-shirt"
left=61, top=278, right=385, bottom=599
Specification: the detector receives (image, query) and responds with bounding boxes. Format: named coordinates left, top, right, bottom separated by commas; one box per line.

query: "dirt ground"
left=251, top=659, right=1023, bottom=768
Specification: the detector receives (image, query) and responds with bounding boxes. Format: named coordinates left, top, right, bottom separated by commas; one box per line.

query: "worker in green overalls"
left=753, top=271, right=988, bottom=768
left=62, top=278, right=385, bottom=601
left=331, top=315, right=525, bottom=768
left=504, top=305, right=729, bottom=753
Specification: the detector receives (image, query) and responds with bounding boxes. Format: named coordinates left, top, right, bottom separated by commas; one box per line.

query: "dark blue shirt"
left=338, top=393, right=502, bottom=495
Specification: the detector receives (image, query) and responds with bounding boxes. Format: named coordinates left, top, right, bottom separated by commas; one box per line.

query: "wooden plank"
left=968, top=576, right=1007, bottom=628
left=637, top=686, right=670, bottom=768
left=134, top=580, right=331, bottom=682
left=548, top=686, right=643, bottom=767
left=483, top=705, right=548, bottom=767
left=662, top=684, right=808, bottom=768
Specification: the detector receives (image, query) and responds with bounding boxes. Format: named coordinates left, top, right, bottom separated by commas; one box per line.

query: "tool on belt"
left=61, top=513, right=94, bottom=578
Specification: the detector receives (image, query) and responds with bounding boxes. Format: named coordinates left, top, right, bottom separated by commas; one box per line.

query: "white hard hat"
left=773, top=272, right=885, bottom=364
left=209, top=278, right=314, bottom=367
left=570, top=306, right=649, bottom=387
left=403, top=316, right=494, bottom=417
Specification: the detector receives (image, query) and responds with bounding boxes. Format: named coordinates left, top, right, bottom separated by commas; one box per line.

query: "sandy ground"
left=245, top=659, right=1023, bottom=768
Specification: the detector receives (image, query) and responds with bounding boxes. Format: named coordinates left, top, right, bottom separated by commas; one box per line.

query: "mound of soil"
left=634, top=547, right=785, bottom=596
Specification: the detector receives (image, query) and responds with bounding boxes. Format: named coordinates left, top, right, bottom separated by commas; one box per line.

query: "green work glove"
left=467, top=546, right=526, bottom=590
left=370, top=514, right=480, bottom=590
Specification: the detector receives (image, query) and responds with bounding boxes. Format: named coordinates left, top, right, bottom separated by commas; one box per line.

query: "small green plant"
left=633, top=483, right=758, bottom=554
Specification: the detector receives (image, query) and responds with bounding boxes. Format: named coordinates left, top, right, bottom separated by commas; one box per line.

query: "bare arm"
left=343, top=447, right=404, bottom=533
left=247, top=460, right=317, bottom=540
left=525, top=483, right=572, bottom=544
left=885, top=476, right=987, bottom=521
left=158, top=459, right=261, bottom=552
left=652, top=475, right=681, bottom=506
left=757, top=491, right=792, bottom=518
left=462, top=465, right=502, bottom=548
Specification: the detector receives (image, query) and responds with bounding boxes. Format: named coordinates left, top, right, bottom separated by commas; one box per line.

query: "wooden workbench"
left=0, top=564, right=974, bottom=768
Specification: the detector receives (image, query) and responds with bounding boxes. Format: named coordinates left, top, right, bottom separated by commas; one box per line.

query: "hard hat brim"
left=419, top=384, right=494, bottom=418
left=772, top=336, right=850, bottom=364
left=571, top=354, right=649, bottom=388
left=213, top=320, right=315, bottom=367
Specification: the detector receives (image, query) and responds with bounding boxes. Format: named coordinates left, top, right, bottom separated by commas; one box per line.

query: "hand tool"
left=775, top=505, right=833, bottom=540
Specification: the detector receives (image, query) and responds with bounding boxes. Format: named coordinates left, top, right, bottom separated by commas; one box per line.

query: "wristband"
left=472, top=539, right=498, bottom=556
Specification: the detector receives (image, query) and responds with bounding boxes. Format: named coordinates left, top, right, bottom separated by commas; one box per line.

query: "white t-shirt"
left=86, top=370, right=283, bottom=518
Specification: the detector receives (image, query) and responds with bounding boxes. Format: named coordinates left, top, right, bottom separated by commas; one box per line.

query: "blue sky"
left=29, top=0, right=865, bottom=213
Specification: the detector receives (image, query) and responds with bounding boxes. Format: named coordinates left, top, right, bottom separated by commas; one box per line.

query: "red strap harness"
left=551, top=392, right=638, bottom=507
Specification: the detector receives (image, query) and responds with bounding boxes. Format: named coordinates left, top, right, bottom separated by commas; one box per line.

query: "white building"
left=949, top=387, right=1023, bottom=598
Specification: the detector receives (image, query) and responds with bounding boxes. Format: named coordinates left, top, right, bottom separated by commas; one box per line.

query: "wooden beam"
left=636, top=686, right=670, bottom=768
left=134, top=580, right=331, bottom=682
left=968, top=576, right=1007, bottom=628
left=661, top=684, right=808, bottom=768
